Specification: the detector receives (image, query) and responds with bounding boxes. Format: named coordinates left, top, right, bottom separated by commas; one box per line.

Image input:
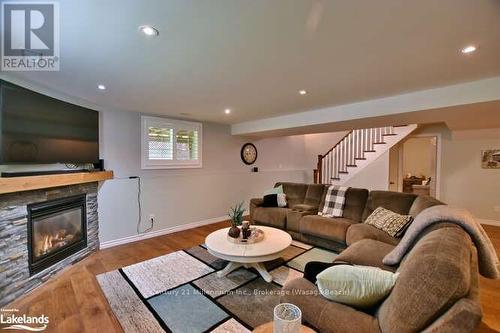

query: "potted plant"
left=228, top=202, right=245, bottom=238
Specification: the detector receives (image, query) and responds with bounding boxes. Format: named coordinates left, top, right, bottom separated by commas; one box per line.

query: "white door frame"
left=397, top=133, right=442, bottom=199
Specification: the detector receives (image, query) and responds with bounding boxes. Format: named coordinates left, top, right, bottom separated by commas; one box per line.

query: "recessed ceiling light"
left=139, top=25, right=159, bottom=37
left=461, top=45, right=477, bottom=54
left=299, top=90, right=307, bottom=95
left=224, top=108, right=231, bottom=114
left=97, top=84, right=106, bottom=90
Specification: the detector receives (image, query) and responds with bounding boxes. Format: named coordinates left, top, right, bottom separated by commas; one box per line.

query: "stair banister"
left=313, top=130, right=353, bottom=184
left=313, top=125, right=413, bottom=184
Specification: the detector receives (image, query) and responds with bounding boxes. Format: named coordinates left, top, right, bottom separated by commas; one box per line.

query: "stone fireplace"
left=0, top=183, right=99, bottom=306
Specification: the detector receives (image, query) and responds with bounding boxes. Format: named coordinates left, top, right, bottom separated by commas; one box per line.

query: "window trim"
left=141, top=116, right=203, bottom=169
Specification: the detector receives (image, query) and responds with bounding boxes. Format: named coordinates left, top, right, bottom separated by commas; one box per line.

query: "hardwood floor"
left=4, top=222, right=500, bottom=333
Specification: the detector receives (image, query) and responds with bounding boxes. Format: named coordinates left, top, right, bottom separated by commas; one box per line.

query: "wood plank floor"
left=3, top=222, right=500, bottom=333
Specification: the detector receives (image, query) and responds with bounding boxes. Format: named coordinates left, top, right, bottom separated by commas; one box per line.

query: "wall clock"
left=241, top=143, right=257, bottom=165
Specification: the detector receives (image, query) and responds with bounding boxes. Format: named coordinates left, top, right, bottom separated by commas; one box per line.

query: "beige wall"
left=414, top=125, right=500, bottom=221
left=98, top=110, right=313, bottom=243
left=302, top=131, right=348, bottom=181
left=344, top=151, right=390, bottom=191
left=98, top=110, right=346, bottom=243
left=402, top=137, right=435, bottom=178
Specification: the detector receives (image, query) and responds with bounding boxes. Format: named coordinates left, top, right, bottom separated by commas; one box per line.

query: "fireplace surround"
left=28, top=195, right=88, bottom=275
left=0, top=183, right=99, bottom=306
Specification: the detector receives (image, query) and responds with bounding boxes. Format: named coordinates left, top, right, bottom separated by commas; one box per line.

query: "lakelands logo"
left=0, top=308, right=48, bottom=331
left=1, top=1, right=60, bottom=71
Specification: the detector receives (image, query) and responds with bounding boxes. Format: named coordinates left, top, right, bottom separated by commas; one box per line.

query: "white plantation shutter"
left=175, top=129, right=198, bottom=160
left=141, top=116, right=202, bottom=169
left=148, top=127, right=173, bottom=160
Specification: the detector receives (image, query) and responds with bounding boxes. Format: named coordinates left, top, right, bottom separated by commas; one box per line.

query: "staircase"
left=314, top=125, right=417, bottom=185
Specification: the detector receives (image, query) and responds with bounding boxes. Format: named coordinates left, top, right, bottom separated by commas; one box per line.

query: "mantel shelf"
left=0, top=171, right=114, bottom=195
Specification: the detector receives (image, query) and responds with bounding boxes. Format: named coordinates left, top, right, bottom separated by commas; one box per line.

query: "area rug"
left=97, top=240, right=338, bottom=333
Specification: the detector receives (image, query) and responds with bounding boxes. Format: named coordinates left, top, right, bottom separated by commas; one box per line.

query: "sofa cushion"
left=343, top=188, right=370, bottom=222
left=335, top=239, right=397, bottom=272
left=362, top=191, right=417, bottom=221
left=346, top=223, right=400, bottom=246
left=300, top=215, right=355, bottom=243
left=319, top=187, right=369, bottom=222
left=276, top=182, right=308, bottom=208
left=304, top=184, right=327, bottom=207
left=409, top=195, right=444, bottom=217
left=252, top=207, right=289, bottom=229
left=292, top=204, right=318, bottom=212
left=286, top=206, right=318, bottom=233
left=377, top=225, right=472, bottom=333
left=281, top=277, right=381, bottom=333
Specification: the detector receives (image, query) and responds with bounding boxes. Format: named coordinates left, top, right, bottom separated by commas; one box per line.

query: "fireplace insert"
left=27, top=194, right=87, bottom=275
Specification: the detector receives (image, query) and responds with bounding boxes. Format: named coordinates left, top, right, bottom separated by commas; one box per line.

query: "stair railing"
left=313, top=126, right=395, bottom=184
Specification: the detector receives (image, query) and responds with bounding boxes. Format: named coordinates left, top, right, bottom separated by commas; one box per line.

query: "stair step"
left=331, top=177, right=340, bottom=180
left=339, top=171, right=348, bottom=174
left=346, top=164, right=357, bottom=167
left=382, top=134, right=397, bottom=136
left=364, top=150, right=376, bottom=153
left=355, top=157, right=367, bottom=160
left=373, top=142, right=386, bottom=144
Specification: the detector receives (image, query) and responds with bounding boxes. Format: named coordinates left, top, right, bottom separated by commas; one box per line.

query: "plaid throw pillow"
left=364, top=207, right=413, bottom=237
left=319, top=186, right=349, bottom=218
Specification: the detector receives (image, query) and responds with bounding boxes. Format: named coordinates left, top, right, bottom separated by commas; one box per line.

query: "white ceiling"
left=6, top=0, right=500, bottom=125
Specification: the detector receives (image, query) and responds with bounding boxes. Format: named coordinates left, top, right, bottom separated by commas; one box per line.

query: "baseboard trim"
left=99, top=215, right=228, bottom=249
left=478, top=219, right=500, bottom=227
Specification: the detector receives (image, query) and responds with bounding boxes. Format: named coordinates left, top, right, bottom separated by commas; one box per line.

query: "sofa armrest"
left=334, top=239, right=397, bottom=272
left=421, top=298, right=482, bottom=333
left=249, top=198, right=264, bottom=223
left=281, top=278, right=381, bottom=333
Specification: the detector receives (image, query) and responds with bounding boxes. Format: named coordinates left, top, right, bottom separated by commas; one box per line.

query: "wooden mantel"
left=0, top=171, right=114, bottom=195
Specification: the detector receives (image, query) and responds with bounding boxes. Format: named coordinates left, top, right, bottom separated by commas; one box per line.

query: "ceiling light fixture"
left=139, top=25, right=159, bottom=37
left=299, top=90, right=307, bottom=95
left=97, top=84, right=106, bottom=90
left=224, top=108, right=231, bottom=114
left=461, top=45, right=477, bottom=54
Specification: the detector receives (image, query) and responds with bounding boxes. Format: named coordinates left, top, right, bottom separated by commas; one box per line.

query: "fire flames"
left=36, top=231, right=75, bottom=257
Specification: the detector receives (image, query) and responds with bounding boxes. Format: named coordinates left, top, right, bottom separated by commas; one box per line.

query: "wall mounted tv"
left=0, top=80, right=99, bottom=164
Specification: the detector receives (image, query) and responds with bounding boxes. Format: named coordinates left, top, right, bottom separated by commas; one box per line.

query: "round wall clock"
left=241, top=143, right=258, bottom=165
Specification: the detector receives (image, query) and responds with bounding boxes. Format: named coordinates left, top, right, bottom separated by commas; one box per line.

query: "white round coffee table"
left=205, top=226, right=292, bottom=282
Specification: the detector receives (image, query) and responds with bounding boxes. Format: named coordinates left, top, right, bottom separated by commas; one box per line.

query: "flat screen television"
left=0, top=81, right=99, bottom=164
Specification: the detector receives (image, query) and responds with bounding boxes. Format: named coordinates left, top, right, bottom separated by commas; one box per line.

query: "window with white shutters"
left=141, top=116, right=202, bottom=169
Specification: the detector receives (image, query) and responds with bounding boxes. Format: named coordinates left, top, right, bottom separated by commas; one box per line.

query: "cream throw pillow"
left=316, top=265, right=399, bottom=308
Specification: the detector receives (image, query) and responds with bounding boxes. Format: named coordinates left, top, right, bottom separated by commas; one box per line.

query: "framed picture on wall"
left=481, top=149, right=500, bottom=169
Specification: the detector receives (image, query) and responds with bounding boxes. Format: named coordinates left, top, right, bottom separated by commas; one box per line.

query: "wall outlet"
left=149, top=214, right=155, bottom=224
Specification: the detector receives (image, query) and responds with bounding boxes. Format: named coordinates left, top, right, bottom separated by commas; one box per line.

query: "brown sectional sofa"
left=250, top=182, right=441, bottom=251
left=249, top=182, right=482, bottom=333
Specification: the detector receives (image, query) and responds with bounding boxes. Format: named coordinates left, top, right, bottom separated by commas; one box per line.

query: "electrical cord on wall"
left=116, top=176, right=153, bottom=234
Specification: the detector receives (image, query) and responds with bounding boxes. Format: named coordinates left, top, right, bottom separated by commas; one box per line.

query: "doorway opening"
left=389, top=135, right=440, bottom=198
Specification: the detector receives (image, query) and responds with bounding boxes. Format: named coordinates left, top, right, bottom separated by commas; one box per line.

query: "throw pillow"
left=364, top=207, right=413, bottom=238
left=264, top=185, right=284, bottom=196
left=262, top=193, right=287, bottom=207
left=318, top=185, right=349, bottom=217
left=316, top=265, right=399, bottom=308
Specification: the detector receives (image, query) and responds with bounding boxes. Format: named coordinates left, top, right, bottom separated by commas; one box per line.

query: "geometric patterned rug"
left=97, top=240, right=338, bottom=333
